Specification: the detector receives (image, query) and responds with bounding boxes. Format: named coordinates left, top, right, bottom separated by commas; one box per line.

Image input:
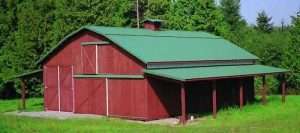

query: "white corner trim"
left=57, top=65, right=61, bottom=112
left=72, top=65, right=75, bottom=113
left=96, top=45, right=99, bottom=74
left=105, top=78, right=109, bottom=116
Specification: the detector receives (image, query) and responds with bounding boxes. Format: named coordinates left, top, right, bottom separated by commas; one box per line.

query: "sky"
left=218, top=0, right=300, bottom=26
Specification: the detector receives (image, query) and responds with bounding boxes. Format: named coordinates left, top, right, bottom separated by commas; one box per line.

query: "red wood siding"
left=98, top=44, right=144, bottom=75
left=59, top=66, right=73, bottom=112
left=44, top=66, right=59, bottom=111
left=44, top=30, right=103, bottom=73
left=108, top=79, right=148, bottom=120
left=146, top=77, right=181, bottom=120
left=44, top=66, right=73, bottom=112
left=43, top=30, right=145, bottom=113
left=74, top=78, right=106, bottom=115
left=82, top=45, right=97, bottom=74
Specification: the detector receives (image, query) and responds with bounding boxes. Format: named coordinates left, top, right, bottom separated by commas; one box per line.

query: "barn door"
left=44, top=65, right=74, bottom=112
left=82, top=45, right=97, bottom=74
left=74, top=78, right=106, bottom=115
left=59, top=66, right=74, bottom=112
left=44, top=66, right=59, bottom=111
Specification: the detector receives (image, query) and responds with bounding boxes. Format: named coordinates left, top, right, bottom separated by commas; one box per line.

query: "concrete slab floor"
left=5, top=111, right=103, bottom=120
left=5, top=111, right=203, bottom=125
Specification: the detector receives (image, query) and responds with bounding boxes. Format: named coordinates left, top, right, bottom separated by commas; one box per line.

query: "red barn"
left=37, top=20, right=288, bottom=123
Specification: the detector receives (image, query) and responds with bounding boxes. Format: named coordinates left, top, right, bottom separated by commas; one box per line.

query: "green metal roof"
left=144, top=65, right=288, bottom=81
left=74, top=74, right=144, bottom=79
left=37, top=26, right=258, bottom=64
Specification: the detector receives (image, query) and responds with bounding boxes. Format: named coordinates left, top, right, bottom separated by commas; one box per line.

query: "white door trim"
left=72, top=65, right=75, bottom=113
left=96, top=45, right=98, bottom=74
left=57, top=65, right=61, bottom=112
left=105, top=78, right=109, bottom=116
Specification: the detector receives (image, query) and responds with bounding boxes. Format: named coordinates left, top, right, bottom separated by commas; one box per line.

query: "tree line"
left=0, top=0, right=299, bottom=98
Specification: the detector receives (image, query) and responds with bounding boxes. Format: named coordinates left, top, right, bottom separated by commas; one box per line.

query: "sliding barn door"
left=44, top=65, right=74, bottom=112
left=59, top=66, right=74, bottom=112
left=44, top=66, right=59, bottom=111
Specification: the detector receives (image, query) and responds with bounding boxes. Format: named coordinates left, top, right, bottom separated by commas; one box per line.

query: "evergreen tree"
left=166, top=0, right=228, bottom=35
left=220, top=0, right=244, bottom=31
left=281, top=10, right=300, bottom=91
left=256, top=11, right=273, bottom=33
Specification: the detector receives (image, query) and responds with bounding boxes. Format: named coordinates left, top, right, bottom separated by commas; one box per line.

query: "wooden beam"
left=262, top=75, right=267, bottom=105
left=180, top=83, right=187, bottom=124
left=20, top=79, right=26, bottom=111
left=80, top=41, right=110, bottom=46
left=239, top=79, right=244, bottom=110
left=281, top=74, right=286, bottom=103
left=212, top=80, right=217, bottom=119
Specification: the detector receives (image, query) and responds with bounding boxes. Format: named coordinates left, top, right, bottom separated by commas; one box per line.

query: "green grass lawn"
left=0, top=96, right=300, bottom=133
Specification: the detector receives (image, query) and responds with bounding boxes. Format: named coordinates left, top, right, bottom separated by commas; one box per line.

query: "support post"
left=180, top=83, right=187, bottom=124
left=262, top=75, right=267, bottom=105
left=212, top=80, right=217, bottom=119
left=20, top=79, right=26, bottom=111
left=281, top=74, right=286, bottom=103
left=239, top=79, right=244, bottom=110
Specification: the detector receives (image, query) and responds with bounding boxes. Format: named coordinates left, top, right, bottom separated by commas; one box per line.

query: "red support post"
left=239, top=79, right=244, bottom=110
left=262, top=75, right=267, bottom=105
left=20, top=79, right=26, bottom=111
left=180, top=83, right=187, bottom=124
left=212, top=80, right=217, bottom=119
left=281, top=74, right=286, bottom=103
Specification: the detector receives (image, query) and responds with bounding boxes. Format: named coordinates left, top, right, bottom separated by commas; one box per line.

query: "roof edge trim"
left=73, top=74, right=144, bottom=79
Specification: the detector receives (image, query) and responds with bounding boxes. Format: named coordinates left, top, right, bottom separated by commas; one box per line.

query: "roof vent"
left=143, top=19, right=163, bottom=31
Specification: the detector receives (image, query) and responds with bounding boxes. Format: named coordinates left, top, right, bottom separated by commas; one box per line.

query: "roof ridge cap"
left=104, top=33, right=222, bottom=39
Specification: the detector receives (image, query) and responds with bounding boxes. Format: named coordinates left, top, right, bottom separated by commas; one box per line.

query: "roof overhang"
left=12, top=69, right=43, bottom=79
left=146, top=59, right=256, bottom=69
left=144, top=65, right=288, bottom=82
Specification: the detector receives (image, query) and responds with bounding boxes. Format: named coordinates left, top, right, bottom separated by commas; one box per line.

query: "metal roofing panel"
left=105, top=34, right=258, bottom=63
left=37, top=26, right=258, bottom=64
left=87, top=26, right=220, bottom=38
left=144, top=65, right=288, bottom=81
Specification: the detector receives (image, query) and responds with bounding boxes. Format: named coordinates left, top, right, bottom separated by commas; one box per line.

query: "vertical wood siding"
left=146, top=77, right=181, bottom=120
left=74, top=78, right=106, bottom=115
left=98, top=44, right=144, bottom=75
left=108, top=79, right=148, bottom=120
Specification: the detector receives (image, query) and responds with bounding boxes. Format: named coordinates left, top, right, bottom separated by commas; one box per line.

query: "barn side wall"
left=146, top=77, right=181, bottom=120
left=98, top=44, right=144, bottom=75
left=108, top=79, right=148, bottom=120
left=145, top=76, right=255, bottom=120
left=74, top=78, right=106, bottom=115
left=186, top=77, right=255, bottom=114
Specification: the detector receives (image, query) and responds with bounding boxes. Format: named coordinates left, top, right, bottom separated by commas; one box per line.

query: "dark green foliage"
left=256, top=11, right=273, bottom=33
left=166, top=0, right=228, bottom=35
left=282, top=11, right=300, bottom=92
left=220, top=0, right=245, bottom=31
